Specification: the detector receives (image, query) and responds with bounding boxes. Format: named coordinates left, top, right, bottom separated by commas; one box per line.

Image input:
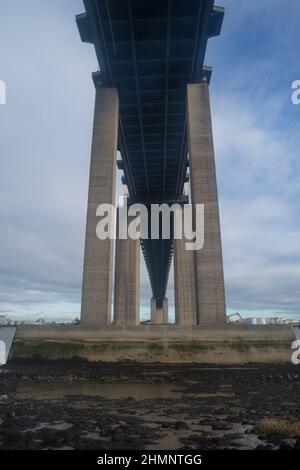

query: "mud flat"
left=0, top=362, right=299, bottom=450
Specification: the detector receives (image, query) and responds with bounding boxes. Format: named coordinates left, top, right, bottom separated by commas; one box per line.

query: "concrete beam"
left=114, top=211, right=140, bottom=326
left=208, top=6, right=225, bottom=38
left=76, top=13, right=93, bottom=44
left=81, top=87, right=119, bottom=326
left=187, top=82, right=226, bottom=324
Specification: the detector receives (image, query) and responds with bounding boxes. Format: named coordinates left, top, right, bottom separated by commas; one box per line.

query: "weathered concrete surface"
left=187, top=82, right=226, bottom=324
left=174, top=237, right=197, bottom=326
left=15, top=324, right=294, bottom=341
left=114, top=213, right=140, bottom=325
left=151, top=298, right=168, bottom=324
left=11, top=338, right=293, bottom=365
left=81, top=87, right=119, bottom=326
left=12, top=325, right=295, bottom=364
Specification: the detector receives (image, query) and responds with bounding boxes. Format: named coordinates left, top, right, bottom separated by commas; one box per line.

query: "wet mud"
left=0, top=361, right=299, bottom=450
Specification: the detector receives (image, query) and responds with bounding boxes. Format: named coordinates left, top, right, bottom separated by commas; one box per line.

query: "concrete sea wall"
left=10, top=325, right=295, bottom=364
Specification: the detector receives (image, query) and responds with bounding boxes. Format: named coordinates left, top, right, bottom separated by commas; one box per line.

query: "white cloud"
left=212, top=87, right=300, bottom=315
left=0, top=0, right=299, bottom=320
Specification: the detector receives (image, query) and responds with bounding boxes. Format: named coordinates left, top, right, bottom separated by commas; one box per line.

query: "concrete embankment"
left=10, top=324, right=295, bottom=364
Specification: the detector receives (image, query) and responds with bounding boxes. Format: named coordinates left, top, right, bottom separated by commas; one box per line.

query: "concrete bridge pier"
left=174, top=237, right=197, bottom=326
left=114, top=210, right=141, bottom=325
left=151, top=298, right=168, bottom=324
left=187, top=82, right=226, bottom=324
left=81, top=86, right=119, bottom=326
left=174, top=202, right=197, bottom=326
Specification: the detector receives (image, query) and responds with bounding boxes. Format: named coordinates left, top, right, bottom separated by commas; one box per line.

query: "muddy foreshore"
left=0, top=361, right=299, bottom=450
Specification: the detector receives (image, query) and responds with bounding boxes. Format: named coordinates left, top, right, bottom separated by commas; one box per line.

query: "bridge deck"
left=77, top=0, right=224, bottom=308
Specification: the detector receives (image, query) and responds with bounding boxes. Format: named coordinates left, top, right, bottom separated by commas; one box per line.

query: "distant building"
left=229, top=315, right=299, bottom=326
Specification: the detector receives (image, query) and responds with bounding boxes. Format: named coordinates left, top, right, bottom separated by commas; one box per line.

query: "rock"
left=162, top=422, right=172, bottom=429
left=110, top=431, right=124, bottom=442
left=282, top=438, right=296, bottom=447
left=196, top=436, right=214, bottom=448
left=279, top=442, right=294, bottom=451
left=210, top=437, right=222, bottom=445
left=174, top=421, right=189, bottom=430
left=295, top=438, right=300, bottom=450
left=258, top=444, right=276, bottom=450
left=212, top=423, right=231, bottom=431
left=245, top=428, right=254, bottom=434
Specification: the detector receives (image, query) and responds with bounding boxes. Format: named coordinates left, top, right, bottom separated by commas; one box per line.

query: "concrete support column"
left=81, top=87, right=119, bottom=326
left=174, top=237, right=197, bottom=326
left=114, top=210, right=141, bottom=326
left=187, top=82, right=226, bottom=324
left=151, top=298, right=168, bottom=324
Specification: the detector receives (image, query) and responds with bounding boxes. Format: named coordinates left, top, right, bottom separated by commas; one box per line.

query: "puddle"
left=43, top=446, right=74, bottom=450
left=187, top=392, right=235, bottom=398
left=14, top=382, right=185, bottom=401
left=186, top=367, right=258, bottom=371
left=23, top=421, right=73, bottom=433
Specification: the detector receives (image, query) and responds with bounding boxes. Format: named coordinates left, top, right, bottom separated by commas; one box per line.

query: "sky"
left=0, top=0, right=299, bottom=322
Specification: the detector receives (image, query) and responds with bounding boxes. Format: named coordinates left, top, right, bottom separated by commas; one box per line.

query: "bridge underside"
left=77, top=0, right=224, bottom=309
